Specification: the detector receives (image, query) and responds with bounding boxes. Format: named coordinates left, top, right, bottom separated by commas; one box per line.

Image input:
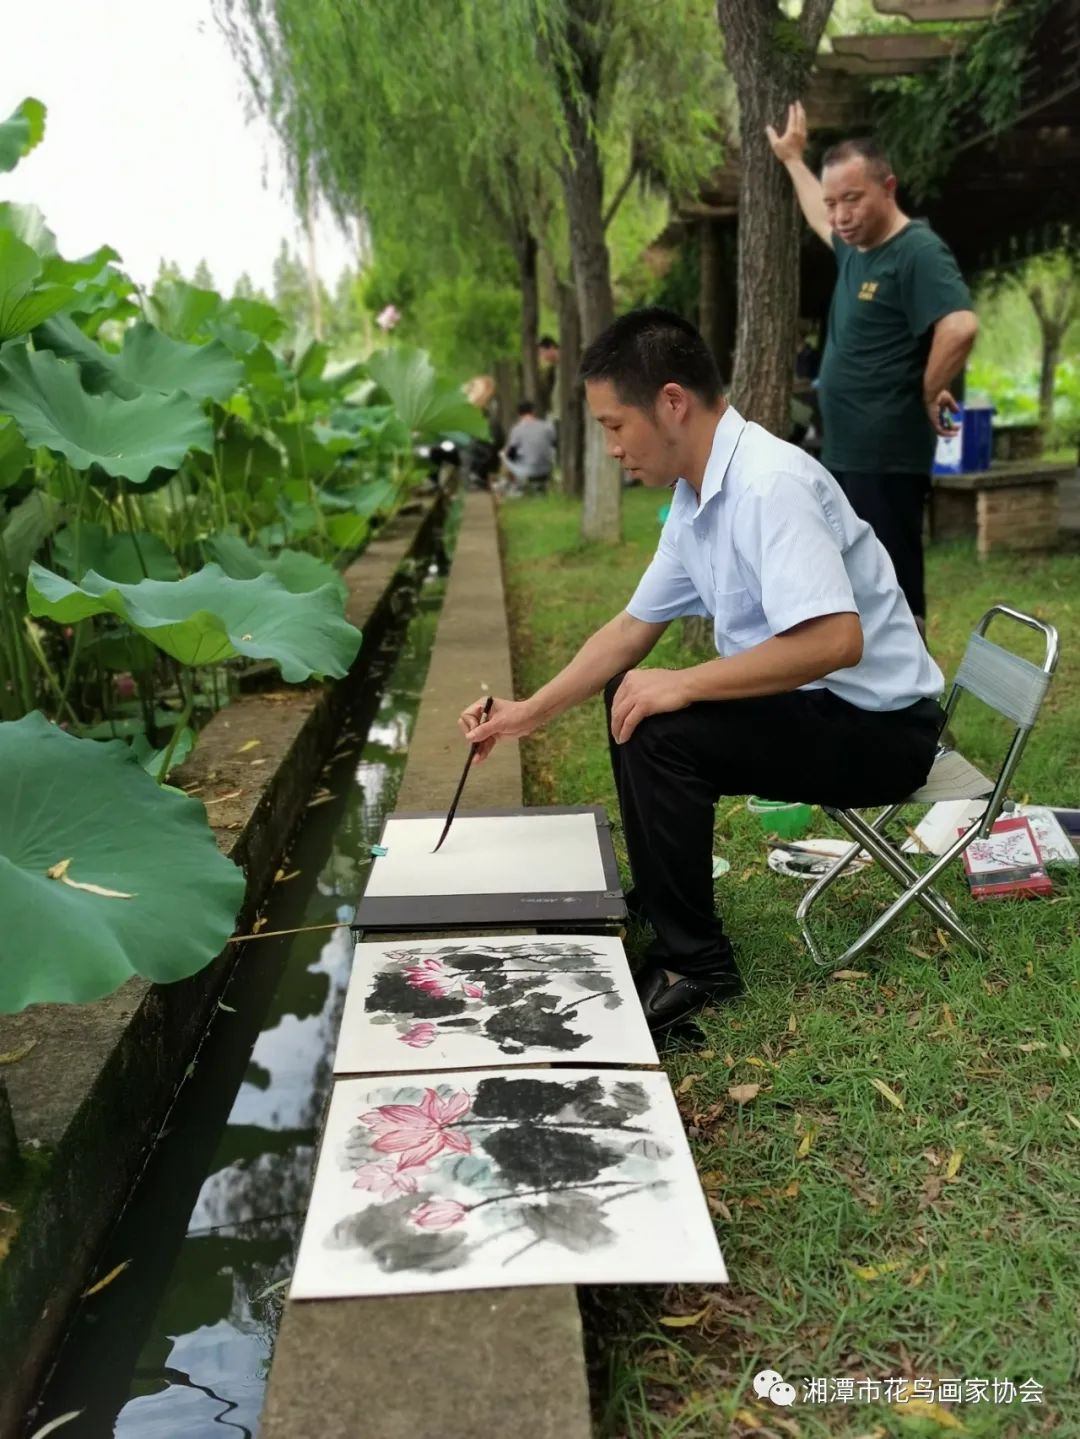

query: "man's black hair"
left=517, top=399, right=536, bottom=416
left=578, top=306, right=722, bottom=412
left=538, top=334, right=558, bottom=348
left=820, top=136, right=892, bottom=184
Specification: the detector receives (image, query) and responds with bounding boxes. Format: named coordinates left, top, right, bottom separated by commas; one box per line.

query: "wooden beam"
left=873, top=0, right=1000, bottom=19
left=816, top=52, right=940, bottom=74
left=831, top=32, right=963, bottom=60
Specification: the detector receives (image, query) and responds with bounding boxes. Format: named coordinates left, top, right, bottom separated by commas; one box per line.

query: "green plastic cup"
left=747, top=796, right=813, bottom=841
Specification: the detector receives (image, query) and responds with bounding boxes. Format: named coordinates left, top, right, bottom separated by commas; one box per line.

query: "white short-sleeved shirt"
left=627, top=406, right=943, bottom=712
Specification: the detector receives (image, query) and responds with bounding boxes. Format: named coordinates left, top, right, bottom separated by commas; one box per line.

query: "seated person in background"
left=502, top=400, right=557, bottom=495
left=460, top=308, right=945, bottom=1035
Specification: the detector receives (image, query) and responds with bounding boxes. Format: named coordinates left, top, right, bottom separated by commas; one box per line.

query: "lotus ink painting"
left=334, top=936, right=657, bottom=1072
left=290, top=1069, right=727, bottom=1298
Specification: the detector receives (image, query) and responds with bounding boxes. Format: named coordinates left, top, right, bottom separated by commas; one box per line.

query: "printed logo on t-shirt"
left=857, top=281, right=879, bottom=302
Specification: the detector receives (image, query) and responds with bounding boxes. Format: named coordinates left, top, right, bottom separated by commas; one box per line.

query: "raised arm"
left=766, top=101, right=832, bottom=247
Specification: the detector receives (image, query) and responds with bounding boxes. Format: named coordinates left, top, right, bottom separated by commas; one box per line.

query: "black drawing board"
left=351, top=805, right=626, bottom=933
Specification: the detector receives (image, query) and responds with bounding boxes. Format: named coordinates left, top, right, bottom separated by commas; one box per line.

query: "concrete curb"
left=260, top=492, right=593, bottom=1439
left=0, top=497, right=444, bottom=1438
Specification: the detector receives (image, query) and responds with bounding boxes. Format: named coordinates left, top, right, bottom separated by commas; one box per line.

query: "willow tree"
left=716, top=0, right=834, bottom=434
left=221, top=0, right=724, bottom=542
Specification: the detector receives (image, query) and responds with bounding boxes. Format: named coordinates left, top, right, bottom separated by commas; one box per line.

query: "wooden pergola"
left=667, top=0, right=1080, bottom=378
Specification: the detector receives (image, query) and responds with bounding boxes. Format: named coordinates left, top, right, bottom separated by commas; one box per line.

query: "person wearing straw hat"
left=459, top=307, right=944, bottom=1034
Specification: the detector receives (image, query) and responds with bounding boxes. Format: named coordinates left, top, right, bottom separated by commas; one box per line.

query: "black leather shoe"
left=635, top=962, right=744, bottom=1034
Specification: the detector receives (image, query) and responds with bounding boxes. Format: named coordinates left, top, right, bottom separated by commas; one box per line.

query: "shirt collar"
left=671, top=404, right=747, bottom=521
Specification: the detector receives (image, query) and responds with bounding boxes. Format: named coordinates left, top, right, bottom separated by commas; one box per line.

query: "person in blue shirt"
left=459, top=308, right=945, bottom=1034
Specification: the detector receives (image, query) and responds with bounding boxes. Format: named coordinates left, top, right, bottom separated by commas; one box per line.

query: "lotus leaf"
left=0, top=230, right=76, bottom=339
left=53, top=522, right=180, bottom=583
left=205, top=532, right=348, bottom=603
left=0, top=98, right=45, bottom=175
left=115, top=322, right=244, bottom=403
left=365, top=345, right=488, bottom=440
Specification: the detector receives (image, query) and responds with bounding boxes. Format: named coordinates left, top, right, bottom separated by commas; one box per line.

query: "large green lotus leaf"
left=148, top=280, right=221, bottom=340
left=0, top=710, right=244, bottom=1011
left=53, top=521, right=180, bottom=583
left=0, top=416, right=30, bottom=489
left=115, top=322, right=243, bottom=404
left=27, top=561, right=362, bottom=681
left=238, top=341, right=287, bottom=402
left=0, top=201, right=58, bottom=256
left=0, top=230, right=76, bottom=339
left=213, top=419, right=283, bottom=493
left=271, top=421, right=344, bottom=480
left=130, top=724, right=196, bottom=780
left=2, top=490, right=61, bottom=574
left=325, top=513, right=370, bottom=551
left=32, top=314, right=138, bottom=397
left=207, top=297, right=285, bottom=351
left=0, top=344, right=211, bottom=483
left=365, top=345, right=489, bottom=440
left=0, top=99, right=45, bottom=176
left=205, top=532, right=348, bottom=603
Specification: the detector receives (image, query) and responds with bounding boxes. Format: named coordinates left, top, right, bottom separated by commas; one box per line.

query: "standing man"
left=460, top=309, right=944, bottom=1034
left=767, top=103, right=978, bottom=627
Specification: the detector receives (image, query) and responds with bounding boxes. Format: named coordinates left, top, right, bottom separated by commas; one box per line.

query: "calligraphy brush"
left=432, top=694, right=493, bottom=853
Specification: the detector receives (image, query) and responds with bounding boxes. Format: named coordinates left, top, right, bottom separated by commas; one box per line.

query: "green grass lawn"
left=499, top=487, right=1080, bottom=1439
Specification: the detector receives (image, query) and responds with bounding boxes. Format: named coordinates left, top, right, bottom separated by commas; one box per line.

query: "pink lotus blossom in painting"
left=404, top=957, right=454, bottom=998
left=409, top=1198, right=468, bottom=1230
left=360, top=1087, right=472, bottom=1169
left=400, top=1021, right=437, bottom=1049
left=352, top=1160, right=418, bottom=1199
left=462, top=981, right=485, bottom=999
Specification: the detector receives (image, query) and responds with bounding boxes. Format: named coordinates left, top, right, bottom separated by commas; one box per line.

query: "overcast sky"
left=1, top=0, right=356, bottom=295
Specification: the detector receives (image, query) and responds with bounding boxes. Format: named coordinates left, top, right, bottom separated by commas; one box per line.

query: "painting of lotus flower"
left=289, top=1070, right=727, bottom=1298
left=333, top=935, right=657, bottom=1073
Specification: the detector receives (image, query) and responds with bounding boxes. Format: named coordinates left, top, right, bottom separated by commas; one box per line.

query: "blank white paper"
left=335, top=934, right=658, bottom=1073
left=364, top=813, right=609, bottom=898
left=290, top=1068, right=727, bottom=1299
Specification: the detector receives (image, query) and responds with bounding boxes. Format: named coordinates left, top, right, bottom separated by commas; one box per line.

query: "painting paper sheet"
left=290, top=1069, right=727, bottom=1298
left=335, top=935, right=658, bottom=1072
left=364, top=813, right=609, bottom=897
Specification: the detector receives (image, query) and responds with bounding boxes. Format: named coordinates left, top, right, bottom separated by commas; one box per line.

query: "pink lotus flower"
left=462, top=981, right=485, bottom=1000
left=409, top=1198, right=467, bottom=1230
left=360, top=1087, right=472, bottom=1169
left=376, top=304, right=401, bottom=331
left=404, top=957, right=453, bottom=997
left=112, top=672, right=137, bottom=700
left=353, top=1160, right=418, bottom=1198
left=400, top=1021, right=437, bottom=1048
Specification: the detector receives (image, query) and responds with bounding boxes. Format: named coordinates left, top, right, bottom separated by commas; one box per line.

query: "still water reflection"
left=33, top=574, right=447, bottom=1439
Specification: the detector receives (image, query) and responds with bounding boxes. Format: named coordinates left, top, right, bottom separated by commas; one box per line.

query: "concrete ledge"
left=261, top=492, right=592, bottom=1439
left=0, top=497, right=443, bottom=1438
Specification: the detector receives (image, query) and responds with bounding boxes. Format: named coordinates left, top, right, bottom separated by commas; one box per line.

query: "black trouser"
left=832, top=471, right=930, bottom=621
left=604, top=678, right=943, bottom=980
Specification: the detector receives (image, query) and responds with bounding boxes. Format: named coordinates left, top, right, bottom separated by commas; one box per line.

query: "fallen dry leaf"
left=274, top=869, right=301, bottom=883
left=852, top=1258, right=907, bottom=1281
left=906, top=946, right=932, bottom=961
left=945, top=1148, right=964, bottom=1180
left=659, top=1306, right=710, bottom=1328
left=0, top=1039, right=37, bottom=1066
left=742, top=1056, right=767, bottom=1068
left=920, top=1176, right=944, bottom=1208
left=237, top=739, right=261, bottom=753
left=1017, top=1042, right=1048, bottom=1052
left=676, top=1073, right=701, bottom=1095
left=869, top=1077, right=905, bottom=1111
left=81, top=1259, right=130, bottom=1298
left=728, top=1083, right=761, bottom=1104
left=1065, top=1113, right=1080, bottom=1133
left=797, top=1125, right=818, bottom=1158
left=900, top=1397, right=965, bottom=1429
left=831, top=969, right=869, bottom=980
left=46, top=858, right=134, bottom=899
left=942, top=1003, right=956, bottom=1027
left=204, top=789, right=243, bottom=805
left=787, top=1013, right=797, bottom=1034
left=707, top=1196, right=733, bottom=1221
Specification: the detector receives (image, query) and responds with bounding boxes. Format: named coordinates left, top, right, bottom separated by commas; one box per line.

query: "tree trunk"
left=518, top=231, right=542, bottom=407
left=557, top=279, right=585, bottom=498
left=557, top=0, right=622, bottom=542
left=1037, top=330, right=1062, bottom=438
left=699, top=218, right=723, bottom=361
left=717, top=0, right=835, bottom=435
left=493, top=357, right=519, bottom=442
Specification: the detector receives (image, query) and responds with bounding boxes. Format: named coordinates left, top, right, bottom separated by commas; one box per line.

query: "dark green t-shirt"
left=818, top=221, right=973, bottom=475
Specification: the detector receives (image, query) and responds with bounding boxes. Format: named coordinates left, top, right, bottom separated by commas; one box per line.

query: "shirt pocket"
left=711, top=586, right=761, bottom=654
